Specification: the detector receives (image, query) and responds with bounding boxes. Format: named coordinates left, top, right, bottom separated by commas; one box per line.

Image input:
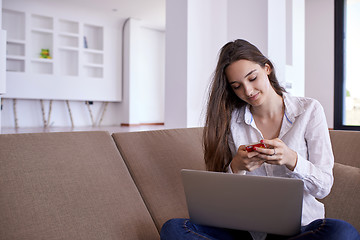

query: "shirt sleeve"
left=287, top=102, right=334, bottom=199
left=227, top=133, right=246, bottom=175
left=227, top=162, right=246, bottom=175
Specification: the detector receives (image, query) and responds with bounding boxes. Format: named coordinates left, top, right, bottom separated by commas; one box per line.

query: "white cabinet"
left=1, top=7, right=120, bottom=102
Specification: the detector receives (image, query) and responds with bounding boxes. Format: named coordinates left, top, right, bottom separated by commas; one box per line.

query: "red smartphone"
left=245, top=142, right=267, bottom=152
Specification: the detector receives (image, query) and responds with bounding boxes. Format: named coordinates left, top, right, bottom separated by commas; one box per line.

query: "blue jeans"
left=160, top=218, right=360, bottom=240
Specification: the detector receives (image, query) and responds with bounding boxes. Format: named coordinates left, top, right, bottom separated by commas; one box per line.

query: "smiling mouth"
left=248, top=92, right=260, bottom=101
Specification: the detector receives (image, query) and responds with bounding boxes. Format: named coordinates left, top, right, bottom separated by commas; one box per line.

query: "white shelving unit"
left=57, top=18, right=79, bottom=77
left=83, top=24, right=104, bottom=78
left=2, top=9, right=25, bottom=73
left=1, top=7, right=114, bottom=101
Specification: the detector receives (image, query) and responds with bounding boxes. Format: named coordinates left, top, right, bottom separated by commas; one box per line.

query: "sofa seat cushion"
left=0, top=131, right=159, bottom=240
left=320, top=162, right=360, bottom=231
left=112, top=128, right=206, bottom=231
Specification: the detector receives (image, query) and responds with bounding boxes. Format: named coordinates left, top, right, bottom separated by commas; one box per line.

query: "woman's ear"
left=264, top=63, right=271, bottom=75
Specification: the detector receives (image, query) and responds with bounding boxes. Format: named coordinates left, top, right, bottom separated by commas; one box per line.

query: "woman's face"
left=225, top=59, right=272, bottom=106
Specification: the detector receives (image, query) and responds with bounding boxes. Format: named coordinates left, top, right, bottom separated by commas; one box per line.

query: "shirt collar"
left=283, top=92, right=306, bottom=124
left=235, top=92, right=306, bottom=125
left=244, top=105, right=253, bottom=125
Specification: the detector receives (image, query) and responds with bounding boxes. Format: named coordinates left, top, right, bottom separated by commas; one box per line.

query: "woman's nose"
left=243, top=83, right=253, bottom=96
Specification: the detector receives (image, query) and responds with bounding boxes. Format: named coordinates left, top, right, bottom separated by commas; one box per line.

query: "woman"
left=160, top=39, right=360, bottom=240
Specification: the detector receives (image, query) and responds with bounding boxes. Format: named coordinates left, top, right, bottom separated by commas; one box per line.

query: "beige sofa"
left=0, top=128, right=359, bottom=239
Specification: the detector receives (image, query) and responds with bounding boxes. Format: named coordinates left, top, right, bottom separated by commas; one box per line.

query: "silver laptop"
left=181, top=169, right=304, bottom=236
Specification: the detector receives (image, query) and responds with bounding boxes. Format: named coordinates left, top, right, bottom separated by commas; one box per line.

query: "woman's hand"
left=230, top=145, right=265, bottom=172
left=255, top=138, right=298, bottom=171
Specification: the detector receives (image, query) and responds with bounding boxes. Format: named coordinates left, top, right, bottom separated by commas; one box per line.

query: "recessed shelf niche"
left=7, top=59, right=25, bottom=72
left=2, top=9, right=26, bottom=72
left=84, top=51, right=103, bottom=65
left=31, top=61, right=53, bottom=74
left=59, top=49, right=79, bottom=76
left=31, top=14, right=53, bottom=30
left=83, top=66, right=103, bottom=78
left=59, top=19, right=79, bottom=34
left=59, top=34, right=78, bottom=48
left=7, top=42, right=25, bottom=57
left=83, top=24, right=103, bottom=50
left=2, top=9, right=25, bottom=40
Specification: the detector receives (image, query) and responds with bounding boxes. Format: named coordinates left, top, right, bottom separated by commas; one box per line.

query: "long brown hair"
left=203, top=39, right=286, bottom=172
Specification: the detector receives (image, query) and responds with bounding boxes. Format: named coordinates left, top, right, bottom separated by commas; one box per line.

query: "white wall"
left=268, top=0, right=286, bottom=86
left=165, top=0, right=227, bottom=128
left=305, top=0, right=334, bottom=128
left=285, top=0, right=305, bottom=97
left=164, top=0, right=188, bottom=128
left=227, top=0, right=268, bottom=56
left=120, top=18, right=165, bottom=125
left=226, top=0, right=332, bottom=127
left=227, top=0, right=305, bottom=96
left=226, top=0, right=336, bottom=127
left=137, top=27, right=165, bottom=124
left=187, top=0, right=227, bottom=127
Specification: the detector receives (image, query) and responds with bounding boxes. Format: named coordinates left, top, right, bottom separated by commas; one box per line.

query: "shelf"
left=2, top=9, right=25, bottom=40
left=7, top=42, right=25, bottom=56
left=31, top=14, right=53, bottom=30
left=31, top=31, right=53, bottom=59
left=83, top=63, right=103, bottom=68
left=31, top=58, right=54, bottom=63
left=83, top=24, right=103, bottom=51
left=7, top=55, right=26, bottom=60
left=7, top=59, right=25, bottom=72
left=59, top=46, right=78, bottom=51
left=0, top=6, right=122, bottom=102
left=59, top=35, right=78, bottom=48
left=83, top=65, right=103, bottom=78
left=83, top=48, right=103, bottom=54
left=59, top=19, right=79, bottom=34
left=31, top=61, right=53, bottom=74
left=1, top=7, right=121, bottom=101
left=32, top=28, right=54, bottom=34
left=58, top=32, right=79, bottom=38
left=84, top=51, right=103, bottom=65
left=58, top=49, right=78, bottom=76
left=7, top=39, right=26, bottom=44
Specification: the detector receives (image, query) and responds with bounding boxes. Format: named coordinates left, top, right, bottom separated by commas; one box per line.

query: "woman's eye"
left=233, top=85, right=240, bottom=90
left=250, top=77, right=257, bottom=81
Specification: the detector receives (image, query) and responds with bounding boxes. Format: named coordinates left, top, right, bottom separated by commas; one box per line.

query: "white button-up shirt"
left=227, top=93, right=334, bottom=239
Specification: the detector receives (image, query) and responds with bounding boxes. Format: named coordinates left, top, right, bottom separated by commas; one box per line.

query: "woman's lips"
left=248, top=92, right=260, bottom=101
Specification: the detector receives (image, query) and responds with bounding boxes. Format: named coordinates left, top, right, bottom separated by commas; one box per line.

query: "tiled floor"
left=1, top=124, right=170, bottom=134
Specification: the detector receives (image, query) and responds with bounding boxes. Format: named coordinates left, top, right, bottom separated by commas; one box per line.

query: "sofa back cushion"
left=321, top=130, right=360, bottom=231
left=0, top=131, right=159, bottom=240
left=112, top=128, right=206, bottom=231
left=329, top=130, right=360, bottom=168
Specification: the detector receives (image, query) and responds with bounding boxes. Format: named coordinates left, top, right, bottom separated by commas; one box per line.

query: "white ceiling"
left=50, top=0, right=166, bottom=29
